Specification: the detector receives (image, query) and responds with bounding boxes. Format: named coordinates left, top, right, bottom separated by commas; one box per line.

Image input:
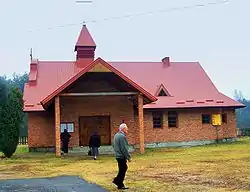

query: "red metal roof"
left=110, top=62, right=244, bottom=109
left=23, top=26, right=244, bottom=111
left=40, top=57, right=157, bottom=105
left=23, top=60, right=244, bottom=111
left=75, top=24, right=96, bottom=50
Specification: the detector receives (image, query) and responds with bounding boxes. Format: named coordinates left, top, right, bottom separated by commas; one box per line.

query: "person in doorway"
left=112, top=123, right=131, bottom=190
left=60, top=129, right=71, bottom=154
left=89, top=131, right=101, bottom=160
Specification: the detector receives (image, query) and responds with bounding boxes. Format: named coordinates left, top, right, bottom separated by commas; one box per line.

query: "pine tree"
left=1, top=87, right=23, bottom=158
left=0, top=78, right=8, bottom=152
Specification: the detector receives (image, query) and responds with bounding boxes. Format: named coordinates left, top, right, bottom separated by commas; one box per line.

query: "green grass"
left=1, top=138, right=250, bottom=191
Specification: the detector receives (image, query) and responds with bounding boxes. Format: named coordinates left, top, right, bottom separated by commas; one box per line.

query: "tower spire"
left=74, top=24, right=96, bottom=61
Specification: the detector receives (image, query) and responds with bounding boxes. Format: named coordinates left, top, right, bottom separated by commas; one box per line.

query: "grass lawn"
left=1, top=138, right=250, bottom=192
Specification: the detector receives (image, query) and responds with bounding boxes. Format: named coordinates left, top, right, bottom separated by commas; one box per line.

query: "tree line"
left=234, top=90, right=250, bottom=129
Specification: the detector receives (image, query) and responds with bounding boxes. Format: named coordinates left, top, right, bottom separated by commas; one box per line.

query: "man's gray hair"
left=119, top=123, right=128, bottom=131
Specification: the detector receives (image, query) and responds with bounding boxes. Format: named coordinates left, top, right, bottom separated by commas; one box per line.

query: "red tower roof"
left=74, top=24, right=96, bottom=51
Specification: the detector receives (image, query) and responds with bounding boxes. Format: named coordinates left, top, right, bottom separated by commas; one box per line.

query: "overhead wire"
left=27, top=0, right=229, bottom=32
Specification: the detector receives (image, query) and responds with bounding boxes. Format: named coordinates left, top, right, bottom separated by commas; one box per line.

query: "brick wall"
left=143, top=108, right=236, bottom=143
left=60, top=96, right=136, bottom=147
left=28, top=97, right=237, bottom=148
left=28, top=111, right=55, bottom=147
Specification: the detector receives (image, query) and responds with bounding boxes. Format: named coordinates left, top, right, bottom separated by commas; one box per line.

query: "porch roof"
left=39, top=57, right=157, bottom=108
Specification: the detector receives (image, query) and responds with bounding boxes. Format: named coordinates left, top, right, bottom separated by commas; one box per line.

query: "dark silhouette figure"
left=89, top=131, right=101, bottom=160
left=60, top=129, right=71, bottom=154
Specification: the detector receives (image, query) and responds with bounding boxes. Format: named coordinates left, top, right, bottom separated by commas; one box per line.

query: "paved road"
left=0, top=176, right=108, bottom=192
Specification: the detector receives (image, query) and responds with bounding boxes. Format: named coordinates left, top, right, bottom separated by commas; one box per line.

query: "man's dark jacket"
left=89, top=133, right=101, bottom=148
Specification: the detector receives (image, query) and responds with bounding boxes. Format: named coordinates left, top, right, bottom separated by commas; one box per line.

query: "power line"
left=28, top=0, right=229, bottom=33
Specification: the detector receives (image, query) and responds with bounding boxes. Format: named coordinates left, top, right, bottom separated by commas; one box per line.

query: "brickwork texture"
left=28, top=96, right=237, bottom=149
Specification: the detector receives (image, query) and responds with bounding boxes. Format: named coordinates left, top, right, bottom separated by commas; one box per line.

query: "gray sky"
left=0, top=0, right=249, bottom=99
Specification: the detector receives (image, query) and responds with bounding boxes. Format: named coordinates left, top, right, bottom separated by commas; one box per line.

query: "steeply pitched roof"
left=23, top=60, right=244, bottom=111
left=40, top=57, right=157, bottom=105
left=74, top=24, right=96, bottom=50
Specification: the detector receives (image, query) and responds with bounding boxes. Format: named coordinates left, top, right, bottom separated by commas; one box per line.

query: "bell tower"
left=74, top=24, right=96, bottom=61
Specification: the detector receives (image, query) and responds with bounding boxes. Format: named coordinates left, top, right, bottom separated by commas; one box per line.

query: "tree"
left=0, top=77, right=8, bottom=152
left=0, top=87, right=23, bottom=158
left=7, top=73, right=29, bottom=136
left=234, top=90, right=250, bottom=129
left=9, top=73, right=29, bottom=92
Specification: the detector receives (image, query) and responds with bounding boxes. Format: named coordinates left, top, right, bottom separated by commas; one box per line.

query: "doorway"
left=79, top=116, right=111, bottom=146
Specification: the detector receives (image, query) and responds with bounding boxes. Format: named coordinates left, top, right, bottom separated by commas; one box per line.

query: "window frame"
left=152, top=111, right=163, bottom=128
left=60, top=122, right=74, bottom=133
left=202, top=114, right=211, bottom=124
left=168, top=111, right=178, bottom=128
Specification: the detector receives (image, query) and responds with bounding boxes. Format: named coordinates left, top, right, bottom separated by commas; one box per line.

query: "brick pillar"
left=138, top=94, right=145, bottom=153
left=55, top=96, right=61, bottom=157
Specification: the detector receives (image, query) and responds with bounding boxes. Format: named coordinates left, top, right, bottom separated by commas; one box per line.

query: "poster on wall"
left=60, top=123, right=74, bottom=133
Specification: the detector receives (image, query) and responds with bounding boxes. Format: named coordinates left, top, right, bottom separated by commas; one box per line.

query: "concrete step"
left=69, top=145, right=135, bottom=155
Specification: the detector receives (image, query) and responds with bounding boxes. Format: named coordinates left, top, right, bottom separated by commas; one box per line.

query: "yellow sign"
left=212, top=114, right=222, bottom=126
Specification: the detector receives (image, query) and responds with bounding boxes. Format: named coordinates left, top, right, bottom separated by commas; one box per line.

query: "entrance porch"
left=55, top=93, right=144, bottom=157
left=50, top=70, right=150, bottom=156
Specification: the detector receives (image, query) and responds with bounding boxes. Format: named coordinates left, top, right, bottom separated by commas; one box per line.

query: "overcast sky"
left=0, top=0, right=249, bottom=99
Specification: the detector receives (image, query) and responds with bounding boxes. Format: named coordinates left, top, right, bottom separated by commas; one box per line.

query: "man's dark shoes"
left=113, top=179, right=128, bottom=190
left=118, top=186, right=129, bottom=190
left=112, top=179, right=118, bottom=186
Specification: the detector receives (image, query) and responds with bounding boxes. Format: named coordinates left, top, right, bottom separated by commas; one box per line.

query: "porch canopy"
left=41, top=58, right=157, bottom=156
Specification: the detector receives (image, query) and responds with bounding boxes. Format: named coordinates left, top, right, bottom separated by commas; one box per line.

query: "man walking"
left=112, top=123, right=131, bottom=190
left=89, top=131, right=101, bottom=160
left=60, top=129, right=71, bottom=154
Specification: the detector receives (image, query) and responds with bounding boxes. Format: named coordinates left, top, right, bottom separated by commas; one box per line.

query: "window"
left=158, top=89, right=168, bottom=96
left=60, top=122, right=74, bottom=133
left=222, top=113, right=227, bottom=123
left=168, top=111, right=178, bottom=128
left=155, top=84, right=170, bottom=97
left=202, top=114, right=211, bottom=124
left=152, top=112, right=163, bottom=128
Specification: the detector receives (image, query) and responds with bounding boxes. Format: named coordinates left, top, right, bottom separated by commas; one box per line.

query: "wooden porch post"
left=55, top=96, right=61, bottom=157
left=138, top=93, right=145, bottom=153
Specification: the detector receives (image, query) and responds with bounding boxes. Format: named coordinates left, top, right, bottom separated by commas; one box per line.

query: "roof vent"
left=176, top=101, right=185, bottom=104
left=197, top=100, right=205, bottom=104
left=155, top=84, right=170, bottom=97
left=162, top=57, right=170, bottom=67
left=216, top=100, right=224, bottom=103
left=206, top=99, right=214, bottom=102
